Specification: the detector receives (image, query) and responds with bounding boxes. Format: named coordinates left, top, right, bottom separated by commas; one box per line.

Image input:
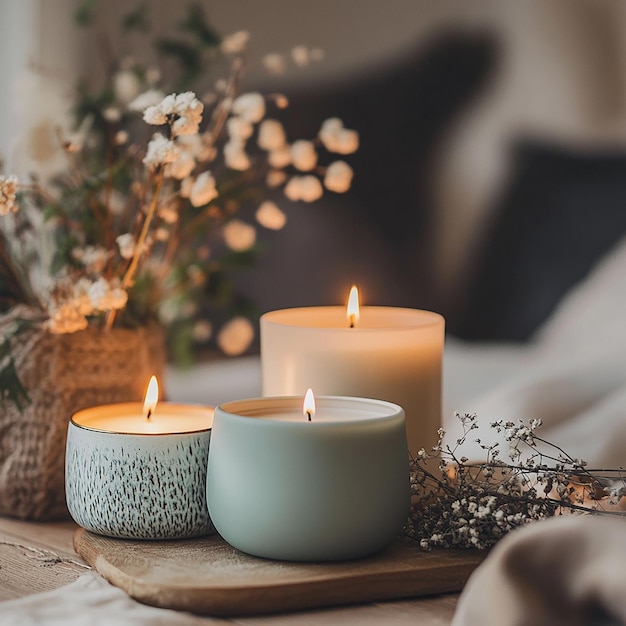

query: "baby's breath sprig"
left=405, top=413, right=626, bottom=550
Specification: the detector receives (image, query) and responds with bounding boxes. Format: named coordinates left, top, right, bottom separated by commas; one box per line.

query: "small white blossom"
left=114, top=130, right=129, bottom=145
left=72, top=245, right=108, bottom=272
left=268, top=146, right=291, bottom=169
left=116, top=233, right=136, bottom=260
left=143, top=133, right=179, bottom=168
left=129, top=89, right=165, bottom=112
left=88, top=278, right=128, bottom=311
left=180, top=176, right=193, bottom=198
left=158, top=206, right=179, bottom=224
left=46, top=303, right=88, bottom=334
left=232, top=92, right=265, bottom=123
left=266, top=170, right=287, bottom=187
left=256, top=201, right=287, bottom=230
left=226, top=116, right=254, bottom=140
left=223, top=139, right=251, bottom=171
left=290, top=140, right=317, bottom=171
left=155, top=227, right=169, bottom=241
left=223, top=219, right=256, bottom=251
left=192, top=320, right=213, bottom=341
left=291, top=45, right=310, bottom=66
left=146, top=66, right=161, bottom=85
left=217, top=316, right=255, bottom=356
left=0, top=175, right=19, bottom=216
left=221, top=30, right=250, bottom=54
left=143, top=92, right=204, bottom=136
left=262, top=52, right=285, bottom=74
left=113, top=70, right=141, bottom=105
left=190, top=172, right=218, bottom=207
left=166, top=149, right=195, bottom=179
left=257, top=119, right=286, bottom=151
left=324, top=160, right=353, bottom=193
left=103, top=107, right=121, bottom=122
left=319, top=117, right=359, bottom=154
left=284, top=175, right=323, bottom=202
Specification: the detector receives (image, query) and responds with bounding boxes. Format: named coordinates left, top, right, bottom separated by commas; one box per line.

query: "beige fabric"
left=0, top=307, right=165, bottom=520
left=453, top=515, right=626, bottom=626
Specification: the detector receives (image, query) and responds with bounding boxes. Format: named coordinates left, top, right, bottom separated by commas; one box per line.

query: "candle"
left=206, top=393, right=410, bottom=562
left=65, top=376, right=215, bottom=540
left=260, top=287, right=444, bottom=454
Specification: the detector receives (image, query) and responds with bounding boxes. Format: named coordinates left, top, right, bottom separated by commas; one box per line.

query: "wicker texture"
left=0, top=308, right=166, bottom=520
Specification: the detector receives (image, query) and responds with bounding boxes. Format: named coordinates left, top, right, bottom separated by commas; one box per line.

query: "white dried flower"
left=266, top=170, right=287, bottom=187
left=221, top=30, right=250, bottom=54
left=268, top=146, right=291, bottom=169
left=129, top=89, right=165, bottom=112
left=88, top=278, right=128, bottom=311
left=274, top=94, right=289, bottom=109
left=192, top=319, right=213, bottom=341
left=223, top=219, right=256, bottom=251
left=114, top=130, right=129, bottom=145
left=145, top=66, right=161, bottom=85
left=290, top=140, right=317, bottom=171
left=256, top=201, right=287, bottom=230
left=318, top=117, right=359, bottom=154
left=143, top=92, right=204, bottom=136
left=232, top=92, right=265, bottom=123
left=186, top=264, right=205, bottom=286
left=0, top=175, right=19, bottom=216
left=46, top=303, right=88, bottom=334
left=324, top=160, right=353, bottom=193
left=258, top=119, right=286, bottom=151
left=190, top=171, right=218, bottom=207
left=72, top=245, right=108, bottom=272
left=226, top=116, right=254, bottom=140
left=166, top=149, right=195, bottom=179
left=155, top=227, right=169, bottom=241
left=291, top=45, right=310, bottom=66
left=103, top=107, right=121, bottom=122
left=116, top=233, right=136, bottom=260
left=263, top=53, right=286, bottom=74
left=143, top=133, right=179, bottom=168
left=158, top=206, right=179, bottom=224
left=180, top=176, right=193, bottom=199
left=113, top=70, right=141, bottom=105
left=217, top=316, right=255, bottom=356
left=284, top=175, right=323, bottom=202
left=223, top=139, right=251, bottom=171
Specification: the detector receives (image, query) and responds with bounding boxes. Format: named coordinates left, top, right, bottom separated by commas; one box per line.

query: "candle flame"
left=347, top=285, right=360, bottom=328
left=143, top=375, right=159, bottom=419
left=303, top=388, right=316, bottom=421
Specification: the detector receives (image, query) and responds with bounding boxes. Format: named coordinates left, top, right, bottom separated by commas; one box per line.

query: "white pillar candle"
left=66, top=388, right=215, bottom=539
left=260, top=303, right=444, bottom=454
left=206, top=395, right=409, bottom=562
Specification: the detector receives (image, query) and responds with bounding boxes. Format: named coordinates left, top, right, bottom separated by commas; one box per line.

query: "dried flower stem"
left=104, top=169, right=165, bottom=330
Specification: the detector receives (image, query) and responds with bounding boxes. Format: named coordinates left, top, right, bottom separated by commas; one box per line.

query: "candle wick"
left=146, top=408, right=152, bottom=420
left=306, top=410, right=312, bottom=422
left=349, top=315, right=355, bottom=329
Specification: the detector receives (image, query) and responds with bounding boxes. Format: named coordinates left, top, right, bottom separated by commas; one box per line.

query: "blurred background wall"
left=3, top=0, right=626, bottom=345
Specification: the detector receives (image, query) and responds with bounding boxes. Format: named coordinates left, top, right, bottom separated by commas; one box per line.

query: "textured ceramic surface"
left=66, top=422, right=215, bottom=539
left=207, top=396, right=410, bottom=561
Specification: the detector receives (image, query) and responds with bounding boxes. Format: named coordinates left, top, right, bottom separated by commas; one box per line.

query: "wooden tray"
left=74, top=529, right=484, bottom=616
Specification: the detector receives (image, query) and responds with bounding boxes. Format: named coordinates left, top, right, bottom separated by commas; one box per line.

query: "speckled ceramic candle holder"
left=66, top=403, right=215, bottom=540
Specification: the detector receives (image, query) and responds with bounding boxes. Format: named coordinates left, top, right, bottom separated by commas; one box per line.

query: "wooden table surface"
left=0, top=516, right=460, bottom=625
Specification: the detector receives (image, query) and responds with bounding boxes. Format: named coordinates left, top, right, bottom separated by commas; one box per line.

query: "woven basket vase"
left=0, top=308, right=166, bottom=520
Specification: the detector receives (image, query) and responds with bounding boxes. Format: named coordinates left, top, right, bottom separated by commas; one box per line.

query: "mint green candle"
left=206, top=395, right=409, bottom=562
